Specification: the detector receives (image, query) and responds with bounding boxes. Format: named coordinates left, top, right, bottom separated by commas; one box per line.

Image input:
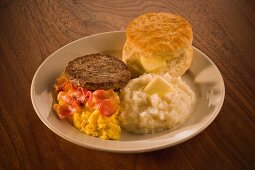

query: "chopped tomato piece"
left=61, top=95, right=73, bottom=104
left=62, top=81, right=73, bottom=92
left=93, top=89, right=115, bottom=99
left=85, top=91, right=93, bottom=106
left=54, top=104, right=72, bottom=119
left=72, top=90, right=85, bottom=103
left=76, top=87, right=88, bottom=94
left=68, top=100, right=82, bottom=113
left=92, top=89, right=115, bottom=105
left=71, top=87, right=92, bottom=104
left=99, top=99, right=118, bottom=117
left=71, top=83, right=78, bottom=90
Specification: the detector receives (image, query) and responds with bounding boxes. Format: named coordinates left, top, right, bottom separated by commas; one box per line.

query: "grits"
left=119, top=73, right=195, bottom=134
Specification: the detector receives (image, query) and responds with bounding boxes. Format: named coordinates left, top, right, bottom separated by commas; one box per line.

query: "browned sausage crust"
left=65, top=53, right=131, bottom=90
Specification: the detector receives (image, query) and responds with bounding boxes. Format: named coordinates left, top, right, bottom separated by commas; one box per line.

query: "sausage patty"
left=65, top=53, right=131, bottom=90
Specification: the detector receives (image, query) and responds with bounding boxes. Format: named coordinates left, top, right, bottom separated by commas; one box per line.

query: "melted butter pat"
left=140, top=56, right=166, bottom=72
left=143, top=76, right=172, bottom=96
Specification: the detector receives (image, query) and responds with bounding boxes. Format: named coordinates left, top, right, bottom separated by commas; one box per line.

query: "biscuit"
left=126, top=13, right=193, bottom=60
left=165, top=46, right=193, bottom=77
left=123, top=41, right=193, bottom=77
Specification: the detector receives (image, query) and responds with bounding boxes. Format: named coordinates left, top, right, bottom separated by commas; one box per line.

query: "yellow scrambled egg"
left=73, top=106, right=121, bottom=140
left=53, top=75, right=121, bottom=140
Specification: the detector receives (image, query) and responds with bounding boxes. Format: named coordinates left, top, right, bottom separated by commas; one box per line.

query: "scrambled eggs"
left=73, top=107, right=121, bottom=140
left=53, top=75, right=121, bottom=140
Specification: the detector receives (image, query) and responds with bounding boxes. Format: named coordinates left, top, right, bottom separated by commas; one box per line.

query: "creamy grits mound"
left=119, top=73, right=195, bottom=134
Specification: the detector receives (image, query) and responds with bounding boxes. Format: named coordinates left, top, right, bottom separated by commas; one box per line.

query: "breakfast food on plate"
left=118, top=73, right=195, bottom=134
left=53, top=54, right=131, bottom=140
left=122, top=13, right=193, bottom=77
left=52, top=13, right=196, bottom=140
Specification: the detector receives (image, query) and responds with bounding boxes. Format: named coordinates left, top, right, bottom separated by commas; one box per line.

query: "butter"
left=143, top=77, right=172, bottom=96
left=140, top=56, right=166, bottom=72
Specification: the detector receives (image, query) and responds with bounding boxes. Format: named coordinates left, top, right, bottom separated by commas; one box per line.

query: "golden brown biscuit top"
left=126, top=13, right=193, bottom=59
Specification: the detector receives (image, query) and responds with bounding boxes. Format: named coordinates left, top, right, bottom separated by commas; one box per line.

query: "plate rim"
left=31, top=31, right=225, bottom=153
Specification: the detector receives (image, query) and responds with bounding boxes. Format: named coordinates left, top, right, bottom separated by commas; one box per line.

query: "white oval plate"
left=31, top=31, right=225, bottom=153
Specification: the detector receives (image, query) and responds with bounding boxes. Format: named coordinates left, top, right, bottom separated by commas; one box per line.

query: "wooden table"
left=1, top=0, right=254, bottom=169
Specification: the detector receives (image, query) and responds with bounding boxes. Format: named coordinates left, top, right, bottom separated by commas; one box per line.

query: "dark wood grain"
left=0, top=0, right=255, bottom=169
